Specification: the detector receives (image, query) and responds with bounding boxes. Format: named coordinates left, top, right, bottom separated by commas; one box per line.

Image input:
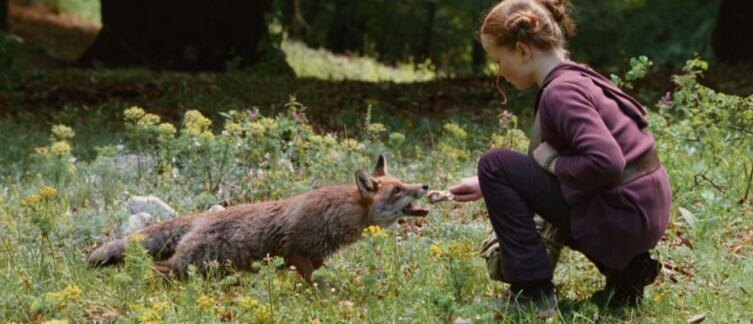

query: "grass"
left=1, top=8, right=752, bottom=319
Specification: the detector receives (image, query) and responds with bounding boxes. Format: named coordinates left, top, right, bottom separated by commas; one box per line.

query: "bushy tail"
left=88, top=238, right=128, bottom=267
left=88, top=217, right=194, bottom=268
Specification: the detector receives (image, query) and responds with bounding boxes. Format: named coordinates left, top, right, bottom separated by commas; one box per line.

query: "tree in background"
left=1, top=0, right=7, bottom=31
left=279, top=0, right=495, bottom=75
left=712, top=0, right=753, bottom=63
left=279, top=0, right=722, bottom=74
left=80, top=0, right=292, bottom=72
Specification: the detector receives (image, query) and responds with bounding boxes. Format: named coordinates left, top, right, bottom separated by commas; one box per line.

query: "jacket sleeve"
left=541, top=81, right=626, bottom=187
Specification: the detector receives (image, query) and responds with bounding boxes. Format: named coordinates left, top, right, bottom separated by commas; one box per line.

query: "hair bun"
left=506, top=10, right=541, bottom=38
left=538, top=0, right=576, bottom=37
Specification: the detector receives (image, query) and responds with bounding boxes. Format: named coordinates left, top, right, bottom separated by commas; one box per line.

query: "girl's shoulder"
left=539, top=74, right=596, bottom=110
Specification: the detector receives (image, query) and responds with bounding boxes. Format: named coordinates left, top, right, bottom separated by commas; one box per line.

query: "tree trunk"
left=324, top=0, right=365, bottom=54
left=1, top=0, right=7, bottom=31
left=712, top=0, right=753, bottom=63
left=80, top=0, right=291, bottom=72
left=418, top=0, right=436, bottom=61
left=471, top=0, right=488, bottom=74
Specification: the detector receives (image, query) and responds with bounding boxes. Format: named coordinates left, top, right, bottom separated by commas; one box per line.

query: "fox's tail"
left=88, top=237, right=128, bottom=267
left=88, top=218, right=194, bottom=268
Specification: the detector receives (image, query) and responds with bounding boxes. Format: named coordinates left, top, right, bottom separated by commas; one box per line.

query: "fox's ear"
left=372, top=154, right=388, bottom=177
left=355, top=169, right=376, bottom=197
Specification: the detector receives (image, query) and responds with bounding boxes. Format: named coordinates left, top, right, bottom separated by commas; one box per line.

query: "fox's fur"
left=88, top=155, right=429, bottom=281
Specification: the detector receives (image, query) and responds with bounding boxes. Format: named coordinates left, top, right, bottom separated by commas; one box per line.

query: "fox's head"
left=355, top=155, right=430, bottom=227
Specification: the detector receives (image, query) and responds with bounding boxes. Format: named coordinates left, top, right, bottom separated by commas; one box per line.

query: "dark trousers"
left=477, top=149, right=572, bottom=283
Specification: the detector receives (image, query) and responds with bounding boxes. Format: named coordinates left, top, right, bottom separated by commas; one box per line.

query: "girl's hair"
left=481, top=0, right=576, bottom=51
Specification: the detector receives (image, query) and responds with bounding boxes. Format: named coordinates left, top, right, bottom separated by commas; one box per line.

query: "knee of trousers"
left=477, top=148, right=518, bottom=183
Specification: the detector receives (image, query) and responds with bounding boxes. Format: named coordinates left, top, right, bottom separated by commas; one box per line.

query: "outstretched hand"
left=449, top=176, right=483, bottom=202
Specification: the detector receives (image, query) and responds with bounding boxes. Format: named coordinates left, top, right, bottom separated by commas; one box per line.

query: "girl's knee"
left=478, top=148, right=522, bottom=177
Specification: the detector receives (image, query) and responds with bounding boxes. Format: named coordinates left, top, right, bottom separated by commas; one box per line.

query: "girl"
left=449, top=0, right=672, bottom=315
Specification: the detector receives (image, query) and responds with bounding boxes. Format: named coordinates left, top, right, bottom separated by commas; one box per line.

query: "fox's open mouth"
left=402, top=202, right=430, bottom=217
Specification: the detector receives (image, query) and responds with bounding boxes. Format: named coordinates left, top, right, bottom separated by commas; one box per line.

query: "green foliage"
left=10, top=0, right=100, bottom=20
left=280, top=0, right=718, bottom=73
left=610, top=55, right=654, bottom=90
left=1, top=57, right=752, bottom=322
left=570, top=0, right=718, bottom=69
left=650, top=58, right=753, bottom=237
left=282, top=40, right=436, bottom=82
left=0, top=31, right=27, bottom=88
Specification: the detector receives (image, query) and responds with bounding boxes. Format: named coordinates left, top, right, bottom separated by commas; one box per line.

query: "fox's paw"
left=153, top=262, right=176, bottom=281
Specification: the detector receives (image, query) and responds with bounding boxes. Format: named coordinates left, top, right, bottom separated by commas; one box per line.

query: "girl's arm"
left=541, top=82, right=626, bottom=187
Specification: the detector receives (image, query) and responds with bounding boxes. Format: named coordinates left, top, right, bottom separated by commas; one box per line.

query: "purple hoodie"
left=535, top=61, right=672, bottom=270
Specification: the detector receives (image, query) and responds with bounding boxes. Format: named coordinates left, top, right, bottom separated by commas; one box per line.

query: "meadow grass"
left=0, top=57, right=752, bottom=323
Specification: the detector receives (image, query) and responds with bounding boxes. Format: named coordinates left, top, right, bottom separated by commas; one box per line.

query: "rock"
left=121, top=212, right=156, bottom=235
left=128, top=195, right=177, bottom=220
left=208, top=205, right=226, bottom=212
left=453, top=317, right=472, bottom=324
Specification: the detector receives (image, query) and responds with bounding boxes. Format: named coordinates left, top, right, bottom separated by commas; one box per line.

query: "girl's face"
left=481, top=35, right=535, bottom=91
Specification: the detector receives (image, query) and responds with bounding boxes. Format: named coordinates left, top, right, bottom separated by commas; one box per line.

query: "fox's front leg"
left=286, top=255, right=314, bottom=283
left=154, top=261, right=175, bottom=279
left=311, top=257, right=325, bottom=270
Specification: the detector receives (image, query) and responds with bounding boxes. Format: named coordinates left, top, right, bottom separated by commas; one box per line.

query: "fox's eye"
left=392, top=187, right=401, bottom=194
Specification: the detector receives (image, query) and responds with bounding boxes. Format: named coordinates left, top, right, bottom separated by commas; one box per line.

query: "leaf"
left=679, top=207, right=697, bottom=229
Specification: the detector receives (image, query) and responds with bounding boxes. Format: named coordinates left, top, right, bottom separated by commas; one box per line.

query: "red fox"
left=88, top=155, right=430, bottom=282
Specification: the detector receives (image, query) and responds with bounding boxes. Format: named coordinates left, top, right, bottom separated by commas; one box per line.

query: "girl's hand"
left=533, top=142, right=559, bottom=173
left=449, top=176, right=483, bottom=202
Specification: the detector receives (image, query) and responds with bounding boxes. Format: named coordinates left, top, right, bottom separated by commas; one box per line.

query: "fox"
left=88, top=155, right=430, bottom=282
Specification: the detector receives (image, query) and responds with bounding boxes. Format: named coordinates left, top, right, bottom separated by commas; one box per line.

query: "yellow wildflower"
left=367, top=123, right=387, bottom=134
left=21, top=194, right=41, bottom=208
left=47, top=284, right=82, bottom=306
left=156, top=123, right=176, bottom=136
left=124, top=106, right=146, bottom=122
left=184, top=110, right=212, bottom=128
left=235, top=296, right=260, bottom=310
left=199, top=131, right=215, bottom=141
left=364, top=225, right=388, bottom=238
left=311, top=319, right=321, bottom=324
left=429, top=244, right=444, bottom=259
left=342, top=138, right=364, bottom=151
left=196, top=295, right=215, bottom=310
left=447, top=240, right=473, bottom=258
left=50, top=141, right=72, bottom=157
left=308, top=134, right=323, bottom=144
left=129, top=234, right=146, bottom=244
left=253, top=305, right=273, bottom=324
left=248, top=122, right=265, bottom=135
left=138, top=308, right=162, bottom=323
left=258, top=117, right=276, bottom=130
left=443, top=123, right=467, bottom=139
left=137, top=113, right=161, bottom=128
left=35, top=147, right=49, bottom=156
left=138, top=301, right=170, bottom=323
left=153, top=301, right=170, bottom=311
left=224, top=122, right=243, bottom=136
left=38, top=186, right=57, bottom=200
left=51, top=125, right=75, bottom=139
left=322, top=135, right=337, bottom=146
left=41, top=320, right=69, bottom=324
left=184, top=123, right=202, bottom=136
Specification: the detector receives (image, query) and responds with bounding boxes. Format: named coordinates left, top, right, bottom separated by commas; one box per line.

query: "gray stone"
left=121, top=212, right=156, bottom=235
left=207, top=205, right=226, bottom=212
left=127, top=195, right=177, bottom=220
